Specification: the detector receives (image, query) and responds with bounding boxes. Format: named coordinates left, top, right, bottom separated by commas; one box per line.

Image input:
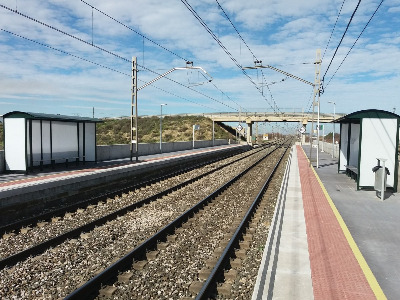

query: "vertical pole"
left=309, top=85, right=316, bottom=164
left=212, top=118, right=215, bottom=146
left=381, top=160, right=386, bottom=201
left=316, top=50, right=321, bottom=168
left=236, top=129, right=238, bottom=144
left=130, top=56, right=138, bottom=161
left=321, top=124, right=324, bottom=152
left=317, top=91, right=320, bottom=167
left=192, top=125, right=195, bottom=149
left=160, top=105, right=162, bottom=153
left=332, top=103, right=335, bottom=158
left=256, top=122, right=259, bottom=144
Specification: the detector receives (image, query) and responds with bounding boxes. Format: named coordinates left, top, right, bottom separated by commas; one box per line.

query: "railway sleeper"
left=194, top=142, right=291, bottom=299
left=61, top=141, right=290, bottom=299
left=1, top=146, right=246, bottom=234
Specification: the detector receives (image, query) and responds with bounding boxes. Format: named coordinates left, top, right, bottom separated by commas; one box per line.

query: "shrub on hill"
left=96, top=116, right=234, bottom=145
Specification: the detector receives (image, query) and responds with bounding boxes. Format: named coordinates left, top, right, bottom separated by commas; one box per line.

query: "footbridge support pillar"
left=246, top=120, right=253, bottom=145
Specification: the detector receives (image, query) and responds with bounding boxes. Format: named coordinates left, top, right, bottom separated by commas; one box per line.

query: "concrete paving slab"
left=252, top=146, right=313, bottom=300
left=303, top=145, right=399, bottom=300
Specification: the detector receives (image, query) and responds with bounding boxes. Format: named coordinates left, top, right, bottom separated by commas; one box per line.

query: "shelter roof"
left=335, top=109, right=400, bottom=124
left=3, top=111, right=102, bottom=123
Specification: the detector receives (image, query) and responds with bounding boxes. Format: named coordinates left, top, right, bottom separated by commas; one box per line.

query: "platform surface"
left=0, top=144, right=242, bottom=191
left=253, top=145, right=398, bottom=299
left=305, top=145, right=399, bottom=300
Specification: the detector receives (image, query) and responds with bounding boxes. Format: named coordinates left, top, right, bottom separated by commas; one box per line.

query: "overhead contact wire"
left=0, top=28, right=219, bottom=111
left=322, top=0, right=361, bottom=82
left=180, top=0, right=277, bottom=112
left=80, top=0, right=189, bottom=62
left=215, top=0, right=283, bottom=114
left=324, top=0, right=384, bottom=90
left=0, top=4, right=236, bottom=111
left=322, top=0, right=347, bottom=61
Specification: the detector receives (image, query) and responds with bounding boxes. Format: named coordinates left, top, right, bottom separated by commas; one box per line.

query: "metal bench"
left=345, top=165, right=358, bottom=180
left=31, top=157, right=80, bottom=171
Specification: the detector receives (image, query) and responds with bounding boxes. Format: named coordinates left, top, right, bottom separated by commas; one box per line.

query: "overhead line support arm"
left=138, top=66, right=213, bottom=91
left=243, top=64, right=314, bottom=87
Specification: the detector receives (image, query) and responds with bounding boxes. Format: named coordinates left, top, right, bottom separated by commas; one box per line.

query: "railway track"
left=64, top=140, right=292, bottom=299
left=0, top=144, right=251, bottom=232
left=0, top=140, right=290, bottom=299
left=0, top=144, right=277, bottom=264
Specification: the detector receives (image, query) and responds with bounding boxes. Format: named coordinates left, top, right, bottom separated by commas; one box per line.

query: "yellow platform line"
left=301, top=147, right=386, bottom=300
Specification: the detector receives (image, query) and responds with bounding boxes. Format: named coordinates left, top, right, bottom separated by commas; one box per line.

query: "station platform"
left=252, top=145, right=399, bottom=300
left=0, top=144, right=243, bottom=190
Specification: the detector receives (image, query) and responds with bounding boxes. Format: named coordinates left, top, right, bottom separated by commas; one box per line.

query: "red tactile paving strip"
left=297, top=145, right=376, bottom=300
left=0, top=145, right=236, bottom=188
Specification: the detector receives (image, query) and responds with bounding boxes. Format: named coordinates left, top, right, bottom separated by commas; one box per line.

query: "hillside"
left=96, top=115, right=234, bottom=145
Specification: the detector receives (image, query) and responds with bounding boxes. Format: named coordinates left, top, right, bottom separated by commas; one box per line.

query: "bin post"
left=380, top=159, right=386, bottom=201
left=374, top=158, right=388, bottom=201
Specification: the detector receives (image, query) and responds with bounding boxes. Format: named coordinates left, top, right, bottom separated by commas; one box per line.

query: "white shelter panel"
left=4, top=118, right=26, bottom=171
left=359, top=118, right=397, bottom=187
left=339, top=123, right=349, bottom=171
left=26, top=120, right=31, bottom=159
left=79, top=122, right=84, bottom=159
left=51, top=121, right=78, bottom=159
left=349, top=123, right=360, bottom=167
left=42, top=121, right=51, bottom=161
left=85, top=122, right=96, bottom=161
left=31, top=120, right=42, bottom=165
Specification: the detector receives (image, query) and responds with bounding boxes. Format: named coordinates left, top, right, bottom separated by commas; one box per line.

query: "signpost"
left=193, top=124, right=200, bottom=149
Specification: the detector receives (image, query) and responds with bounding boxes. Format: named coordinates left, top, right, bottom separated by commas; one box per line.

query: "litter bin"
left=372, top=158, right=390, bottom=200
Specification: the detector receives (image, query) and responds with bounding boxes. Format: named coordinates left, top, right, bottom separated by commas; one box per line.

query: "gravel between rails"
left=0, top=146, right=274, bottom=299
left=217, top=148, right=289, bottom=299
left=0, top=147, right=261, bottom=260
left=98, top=148, right=287, bottom=299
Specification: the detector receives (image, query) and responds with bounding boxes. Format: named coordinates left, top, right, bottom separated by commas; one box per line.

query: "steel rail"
left=64, top=142, right=286, bottom=299
left=0, top=146, right=247, bottom=235
left=0, top=144, right=273, bottom=269
left=195, top=141, right=291, bottom=299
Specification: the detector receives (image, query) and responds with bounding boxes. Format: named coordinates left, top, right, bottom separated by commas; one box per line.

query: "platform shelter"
left=3, top=111, right=102, bottom=172
left=336, top=109, right=399, bottom=191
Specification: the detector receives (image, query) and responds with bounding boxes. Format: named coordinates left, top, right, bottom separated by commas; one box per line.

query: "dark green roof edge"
left=335, top=109, right=400, bottom=123
left=3, top=111, right=102, bottom=122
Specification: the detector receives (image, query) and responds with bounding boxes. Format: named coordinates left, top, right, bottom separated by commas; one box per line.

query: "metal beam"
left=202, top=112, right=343, bottom=124
left=243, top=64, right=314, bottom=86
left=138, top=66, right=212, bottom=91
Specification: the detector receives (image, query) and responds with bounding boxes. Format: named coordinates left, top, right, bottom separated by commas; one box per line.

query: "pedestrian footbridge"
left=201, top=112, right=345, bottom=144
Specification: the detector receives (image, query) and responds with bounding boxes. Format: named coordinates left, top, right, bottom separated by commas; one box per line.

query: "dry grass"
left=96, top=115, right=234, bottom=145
left=0, top=116, right=234, bottom=149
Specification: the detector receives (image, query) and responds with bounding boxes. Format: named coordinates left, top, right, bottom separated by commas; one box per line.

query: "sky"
left=0, top=0, right=399, bottom=131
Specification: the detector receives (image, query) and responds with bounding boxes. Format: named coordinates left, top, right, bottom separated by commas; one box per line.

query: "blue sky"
left=0, top=0, right=399, bottom=125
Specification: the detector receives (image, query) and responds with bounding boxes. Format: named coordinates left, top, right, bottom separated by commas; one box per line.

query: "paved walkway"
left=252, top=145, right=395, bottom=299
left=252, top=146, right=313, bottom=299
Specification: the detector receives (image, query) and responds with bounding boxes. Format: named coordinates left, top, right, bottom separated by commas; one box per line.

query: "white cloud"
left=0, top=0, right=399, bottom=118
